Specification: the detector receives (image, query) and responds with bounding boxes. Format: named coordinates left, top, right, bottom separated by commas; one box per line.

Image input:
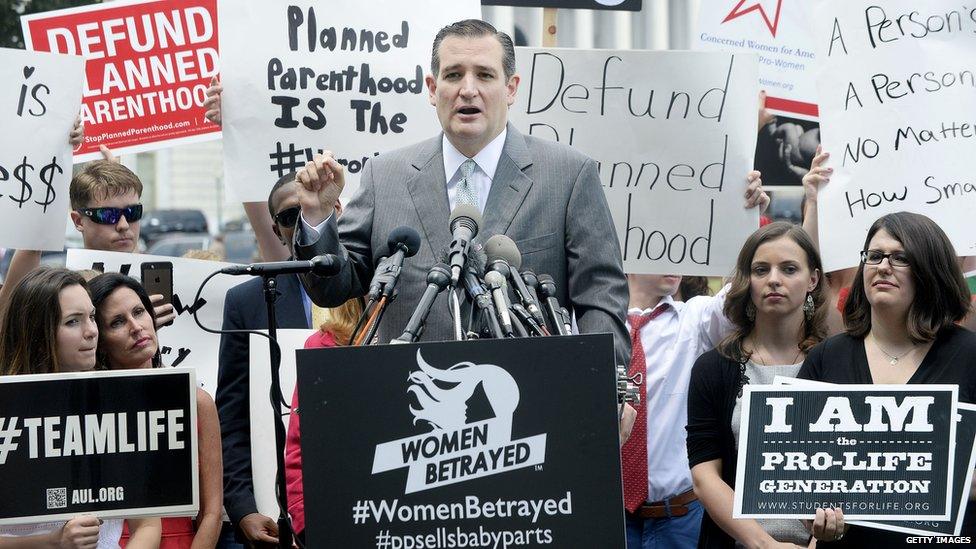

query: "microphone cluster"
left=394, top=206, right=572, bottom=343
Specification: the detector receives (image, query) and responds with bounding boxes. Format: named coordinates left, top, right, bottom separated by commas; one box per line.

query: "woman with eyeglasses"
left=88, top=273, right=223, bottom=549
left=797, top=211, right=975, bottom=547
left=0, top=267, right=161, bottom=548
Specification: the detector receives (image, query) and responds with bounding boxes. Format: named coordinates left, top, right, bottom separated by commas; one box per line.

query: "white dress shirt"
left=627, top=286, right=731, bottom=501
left=442, top=128, right=506, bottom=214
left=300, top=129, right=507, bottom=240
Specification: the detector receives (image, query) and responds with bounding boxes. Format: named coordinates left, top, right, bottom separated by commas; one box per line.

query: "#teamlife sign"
left=0, top=47, right=84, bottom=252
left=810, top=0, right=976, bottom=271
left=296, top=335, right=624, bottom=547
left=509, top=48, right=759, bottom=276
left=734, top=385, right=958, bottom=521
left=0, top=368, right=198, bottom=525
left=217, top=0, right=480, bottom=202
left=22, top=0, right=222, bottom=162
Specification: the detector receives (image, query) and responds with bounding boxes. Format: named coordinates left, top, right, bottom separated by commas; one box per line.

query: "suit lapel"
left=483, top=125, right=534, bottom=238
left=407, top=136, right=451, bottom=257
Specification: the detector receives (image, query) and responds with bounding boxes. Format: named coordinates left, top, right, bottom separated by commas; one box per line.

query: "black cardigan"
left=797, top=326, right=976, bottom=547
left=686, top=349, right=745, bottom=549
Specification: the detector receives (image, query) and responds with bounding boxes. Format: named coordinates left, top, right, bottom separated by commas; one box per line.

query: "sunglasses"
left=75, top=204, right=143, bottom=225
left=274, top=206, right=301, bottom=229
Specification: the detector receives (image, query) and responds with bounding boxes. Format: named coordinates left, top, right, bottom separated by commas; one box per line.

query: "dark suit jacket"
left=296, top=124, right=630, bottom=366
left=216, top=273, right=309, bottom=524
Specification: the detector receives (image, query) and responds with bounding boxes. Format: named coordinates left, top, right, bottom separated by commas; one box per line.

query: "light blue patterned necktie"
left=456, top=158, right=479, bottom=208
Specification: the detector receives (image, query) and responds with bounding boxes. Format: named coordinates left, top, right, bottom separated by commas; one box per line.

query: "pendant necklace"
left=872, top=334, right=914, bottom=366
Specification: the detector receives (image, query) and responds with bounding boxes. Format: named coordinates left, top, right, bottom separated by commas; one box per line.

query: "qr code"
left=46, top=488, right=67, bottom=509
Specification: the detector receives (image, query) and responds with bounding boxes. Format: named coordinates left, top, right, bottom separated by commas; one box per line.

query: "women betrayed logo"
left=371, top=351, right=547, bottom=494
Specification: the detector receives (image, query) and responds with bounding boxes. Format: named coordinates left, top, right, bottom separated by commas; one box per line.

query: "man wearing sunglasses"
left=216, top=172, right=341, bottom=548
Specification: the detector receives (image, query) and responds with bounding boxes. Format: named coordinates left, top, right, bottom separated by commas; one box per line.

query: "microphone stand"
left=261, top=275, right=293, bottom=549
left=450, top=288, right=464, bottom=341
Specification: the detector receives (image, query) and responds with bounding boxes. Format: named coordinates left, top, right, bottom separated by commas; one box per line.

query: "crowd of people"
left=1, top=17, right=974, bottom=549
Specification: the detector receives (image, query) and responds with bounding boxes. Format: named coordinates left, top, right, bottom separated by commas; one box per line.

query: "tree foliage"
left=1, top=0, right=102, bottom=49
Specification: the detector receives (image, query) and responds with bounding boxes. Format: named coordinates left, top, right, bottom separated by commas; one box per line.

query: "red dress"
left=285, top=330, right=337, bottom=536
left=120, top=517, right=193, bottom=548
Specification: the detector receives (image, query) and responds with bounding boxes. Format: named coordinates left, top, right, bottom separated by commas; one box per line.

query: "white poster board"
left=248, top=329, right=315, bottom=519
left=811, top=1, right=976, bottom=271
left=510, top=48, right=759, bottom=276
left=0, top=47, right=84, bottom=251
left=66, top=249, right=242, bottom=395
left=695, top=0, right=818, bottom=120
left=217, top=0, right=480, bottom=202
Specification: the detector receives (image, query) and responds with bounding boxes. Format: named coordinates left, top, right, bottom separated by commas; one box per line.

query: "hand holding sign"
left=296, top=152, right=346, bottom=226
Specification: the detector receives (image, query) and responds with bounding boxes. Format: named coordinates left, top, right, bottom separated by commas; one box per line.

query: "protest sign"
left=296, top=334, right=623, bottom=547
left=734, top=385, right=957, bottom=520
left=696, top=0, right=818, bottom=120
left=774, top=377, right=976, bottom=535
left=66, top=249, right=241, bottom=396
left=217, top=0, right=479, bottom=202
left=695, top=0, right=820, bottom=186
left=509, top=48, right=759, bottom=275
left=852, top=403, right=976, bottom=537
left=810, top=1, right=976, bottom=271
left=22, top=0, right=222, bottom=162
left=0, top=48, right=83, bottom=251
left=482, top=0, right=642, bottom=10
left=248, top=329, right=315, bottom=518
left=0, top=368, right=198, bottom=525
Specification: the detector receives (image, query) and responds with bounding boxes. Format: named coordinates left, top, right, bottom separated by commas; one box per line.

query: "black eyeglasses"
left=274, top=206, right=301, bottom=229
left=860, top=249, right=910, bottom=267
left=75, top=204, right=143, bottom=225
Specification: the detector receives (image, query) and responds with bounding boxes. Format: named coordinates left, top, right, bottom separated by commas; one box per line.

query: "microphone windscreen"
left=484, top=270, right=506, bottom=287
left=387, top=226, right=422, bottom=257
left=449, top=204, right=482, bottom=236
left=484, top=234, right=522, bottom=270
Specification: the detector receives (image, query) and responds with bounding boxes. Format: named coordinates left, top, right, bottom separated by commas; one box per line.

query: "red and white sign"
left=696, top=0, right=818, bottom=120
left=22, top=0, right=221, bottom=162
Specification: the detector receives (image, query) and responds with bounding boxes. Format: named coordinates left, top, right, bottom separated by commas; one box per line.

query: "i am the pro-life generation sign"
left=296, top=335, right=624, bottom=548
left=0, top=369, right=198, bottom=525
left=734, top=385, right=957, bottom=521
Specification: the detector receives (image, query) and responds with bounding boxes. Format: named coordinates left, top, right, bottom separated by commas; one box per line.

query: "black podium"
left=296, top=334, right=625, bottom=548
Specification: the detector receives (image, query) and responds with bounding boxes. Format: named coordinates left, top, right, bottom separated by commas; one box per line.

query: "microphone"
left=538, top=274, right=572, bottom=336
left=519, top=269, right=548, bottom=329
left=220, top=255, right=341, bottom=277
left=448, top=205, right=482, bottom=286
left=484, top=235, right=548, bottom=331
left=484, top=270, right=513, bottom=337
left=367, top=226, right=422, bottom=300
left=393, top=263, right=451, bottom=343
left=461, top=245, right=504, bottom=339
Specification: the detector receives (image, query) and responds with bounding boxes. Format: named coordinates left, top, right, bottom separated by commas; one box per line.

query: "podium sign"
left=0, top=368, right=198, bottom=525
left=297, top=334, right=624, bottom=547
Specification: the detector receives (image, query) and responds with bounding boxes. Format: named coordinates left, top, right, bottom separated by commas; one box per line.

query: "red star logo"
left=722, top=0, right=784, bottom=37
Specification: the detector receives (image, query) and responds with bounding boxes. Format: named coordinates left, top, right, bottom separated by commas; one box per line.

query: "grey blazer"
left=295, top=124, right=631, bottom=366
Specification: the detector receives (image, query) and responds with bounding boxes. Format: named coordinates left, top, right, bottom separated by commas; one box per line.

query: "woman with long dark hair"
left=0, top=268, right=160, bottom=548
left=798, top=212, right=975, bottom=546
left=89, top=273, right=222, bottom=549
left=687, top=222, right=841, bottom=547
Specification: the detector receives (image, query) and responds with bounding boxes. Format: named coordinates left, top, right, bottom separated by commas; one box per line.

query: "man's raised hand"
left=296, top=151, right=345, bottom=226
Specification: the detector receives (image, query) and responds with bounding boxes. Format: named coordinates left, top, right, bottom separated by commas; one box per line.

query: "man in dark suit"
left=292, top=19, right=633, bottom=364
left=216, top=173, right=312, bottom=547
